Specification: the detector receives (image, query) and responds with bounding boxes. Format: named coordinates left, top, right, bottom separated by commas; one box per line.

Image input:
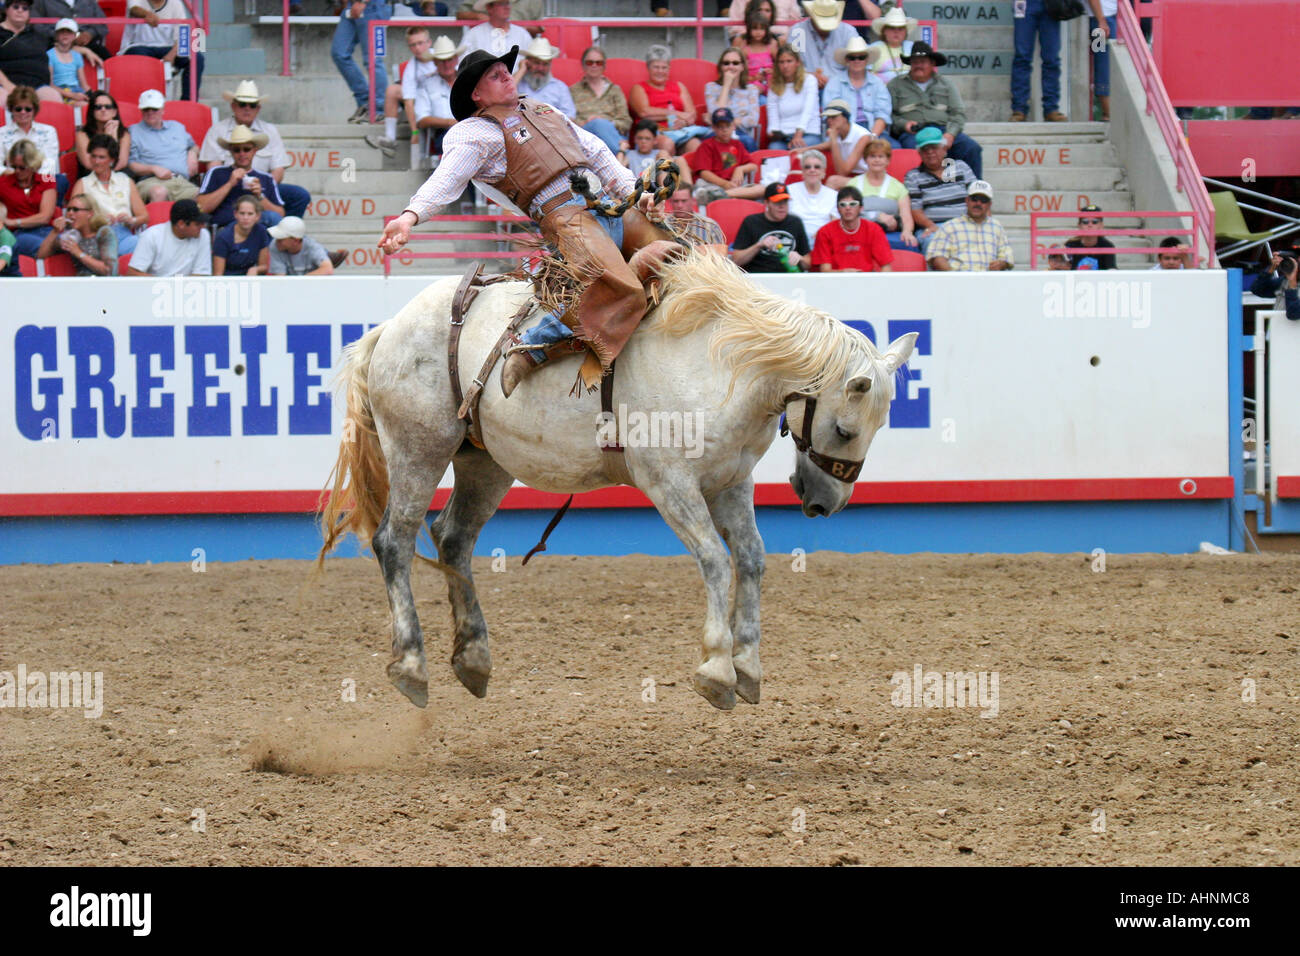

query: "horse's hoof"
left=452, top=658, right=490, bottom=698
left=735, top=670, right=761, bottom=705
left=387, top=662, right=429, bottom=708
left=694, top=673, right=737, bottom=711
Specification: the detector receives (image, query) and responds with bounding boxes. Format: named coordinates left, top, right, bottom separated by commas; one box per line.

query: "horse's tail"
left=316, top=324, right=389, bottom=567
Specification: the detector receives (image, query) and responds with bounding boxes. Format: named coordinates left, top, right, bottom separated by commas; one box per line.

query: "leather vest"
left=477, top=97, right=590, bottom=214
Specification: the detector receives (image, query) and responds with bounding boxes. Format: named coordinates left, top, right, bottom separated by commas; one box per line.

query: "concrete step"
left=983, top=166, right=1126, bottom=192
left=967, top=122, right=1107, bottom=137
left=207, top=23, right=252, bottom=49
left=204, top=48, right=267, bottom=77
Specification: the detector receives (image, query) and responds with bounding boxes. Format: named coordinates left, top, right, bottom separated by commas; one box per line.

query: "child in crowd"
left=622, top=119, right=672, bottom=180
left=47, top=19, right=90, bottom=105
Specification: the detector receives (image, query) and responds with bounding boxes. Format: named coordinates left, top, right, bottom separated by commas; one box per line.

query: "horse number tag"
left=512, top=127, right=532, bottom=144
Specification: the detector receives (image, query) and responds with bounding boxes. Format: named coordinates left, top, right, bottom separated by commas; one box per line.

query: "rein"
left=570, top=158, right=680, bottom=217
left=780, top=394, right=864, bottom=484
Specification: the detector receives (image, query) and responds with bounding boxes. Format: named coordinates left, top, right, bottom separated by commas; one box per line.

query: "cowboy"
left=196, top=124, right=285, bottom=228
left=378, top=45, right=680, bottom=397
left=200, top=80, right=311, bottom=220
left=886, top=40, right=983, bottom=178
left=788, top=0, right=868, bottom=89
left=516, top=37, right=574, bottom=118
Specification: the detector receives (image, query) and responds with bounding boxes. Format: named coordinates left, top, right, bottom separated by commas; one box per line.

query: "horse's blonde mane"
left=650, top=247, right=893, bottom=411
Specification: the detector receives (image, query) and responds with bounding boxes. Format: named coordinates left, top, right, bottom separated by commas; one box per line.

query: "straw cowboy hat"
left=450, top=45, right=520, bottom=121
left=222, top=80, right=267, bottom=104
left=217, top=124, right=270, bottom=152
left=471, top=0, right=509, bottom=11
left=801, top=0, right=845, bottom=31
left=833, top=35, right=881, bottom=66
left=430, top=36, right=467, bottom=60
left=871, top=6, right=918, bottom=34
left=522, top=36, right=558, bottom=61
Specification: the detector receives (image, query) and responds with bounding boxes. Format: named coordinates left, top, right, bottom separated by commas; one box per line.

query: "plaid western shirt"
left=404, top=101, right=636, bottom=222
left=926, top=213, right=1014, bottom=271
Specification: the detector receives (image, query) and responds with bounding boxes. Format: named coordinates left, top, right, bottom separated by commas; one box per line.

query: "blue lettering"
left=15, top=325, right=62, bottom=441
left=887, top=319, right=932, bottom=428
left=129, top=326, right=175, bottom=437
left=287, top=324, right=331, bottom=435
left=240, top=326, right=278, bottom=436
left=843, top=319, right=877, bottom=344
left=184, top=326, right=232, bottom=437
left=68, top=326, right=126, bottom=439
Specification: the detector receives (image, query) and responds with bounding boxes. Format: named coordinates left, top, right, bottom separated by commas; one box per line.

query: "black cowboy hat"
left=450, top=45, right=520, bottom=121
left=900, top=41, right=947, bottom=66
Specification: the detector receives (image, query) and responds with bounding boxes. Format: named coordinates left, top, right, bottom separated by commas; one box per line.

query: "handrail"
left=1117, top=0, right=1215, bottom=266
left=379, top=212, right=537, bottom=276
left=31, top=16, right=205, bottom=101
left=1029, top=209, right=1199, bottom=269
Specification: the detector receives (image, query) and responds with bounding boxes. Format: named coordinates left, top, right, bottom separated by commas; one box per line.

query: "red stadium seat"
left=60, top=150, right=80, bottom=183
left=17, top=255, right=39, bottom=277
left=39, top=253, right=79, bottom=276
left=749, top=148, right=790, bottom=166
left=549, top=58, right=583, bottom=86
left=105, top=55, right=167, bottom=107
left=163, top=100, right=216, bottom=149
left=887, top=148, right=920, bottom=182
left=101, top=0, right=128, bottom=53
left=145, top=200, right=173, bottom=225
left=784, top=170, right=802, bottom=185
left=668, top=58, right=714, bottom=124
left=891, top=249, right=927, bottom=271
left=117, top=102, right=142, bottom=128
left=706, top=198, right=764, bottom=245
left=605, top=58, right=649, bottom=95
left=36, top=101, right=78, bottom=153
left=118, top=252, right=132, bottom=275
left=540, top=19, right=598, bottom=61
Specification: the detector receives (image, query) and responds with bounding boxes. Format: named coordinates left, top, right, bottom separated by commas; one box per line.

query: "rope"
left=569, top=158, right=680, bottom=218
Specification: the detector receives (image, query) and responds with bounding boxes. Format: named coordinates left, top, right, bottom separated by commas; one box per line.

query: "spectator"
left=1151, top=236, right=1189, bottom=271
left=787, top=147, right=835, bottom=247
left=419, top=1, right=451, bottom=14
left=31, top=0, right=112, bottom=62
left=47, top=19, right=90, bottom=104
left=212, top=193, right=271, bottom=276
left=726, top=0, right=797, bottom=44
left=268, top=215, right=336, bottom=276
left=364, top=31, right=458, bottom=158
left=69, top=133, right=146, bottom=253
left=1089, top=0, right=1115, bottom=121
left=731, top=180, right=810, bottom=272
left=848, top=138, right=916, bottom=249
left=460, top=1, right=532, bottom=58
left=1, top=87, right=59, bottom=175
left=1248, top=248, right=1300, bottom=320
left=788, top=0, right=868, bottom=90
left=126, top=196, right=210, bottom=275
left=456, top=0, right=543, bottom=37
left=706, top=48, right=760, bottom=151
left=0, top=222, right=14, bottom=274
left=888, top=41, right=982, bottom=178
left=688, top=107, right=763, bottom=204
left=629, top=45, right=711, bottom=156
left=123, top=0, right=204, bottom=101
left=811, top=184, right=892, bottom=272
left=516, top=37, right=574, bottom=117
left=75, top=89, right=130, bottom=178
left=732, top=9, right=779, bottom=97
left=822, top=36, right=893, bottom=145
left=0, top=0, right=64, bottom=103
left=866, top=6, right=917, bottom=86
left=623, top=119, right=672, bottom=180
left=197, top=124, right=285, bottom=228
left=1046, top=252, right=1070, bottom=270
left=1011, top=0, right=1105, bottom=122
left=766, top=44, right=821, bottom=149
left=34, top=193, right=116, bottom=275
left=128, top=89, right=199, bottom=202
left=903, top=127, right=975, bottom=249
left=926, top=179, right=1013, bottom=271
left=570, top=46, right=633, bottom=157
left=0, top=139, right=56, bottom=259
left=817, top=99, right=870, bottom=186
left=332, top=0, right=391, bottom=123
left=1064, top=203, right=1115, bottom=269
left=667, top=184, right=726, bottom=253
left=201, top=81, right=310, bottom=221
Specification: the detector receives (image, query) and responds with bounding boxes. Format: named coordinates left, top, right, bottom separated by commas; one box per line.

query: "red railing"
left=380, top=213, right=538, bottom=276
left=1116, top=0, right=1214, bottom=265
left=1029, top=209, right=1201, bottom=269
left=32, top=16, right=206, bottom=101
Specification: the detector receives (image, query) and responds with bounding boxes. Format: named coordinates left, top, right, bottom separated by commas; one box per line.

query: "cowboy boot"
left=501, top=349, right=541, bottom=398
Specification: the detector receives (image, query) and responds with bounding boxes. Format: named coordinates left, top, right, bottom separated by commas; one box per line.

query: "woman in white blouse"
left=765, top=45, right=822, bottom=150
left=69, top=133, right=146, bottom=254
left=786, top=148, right=837, bottom=249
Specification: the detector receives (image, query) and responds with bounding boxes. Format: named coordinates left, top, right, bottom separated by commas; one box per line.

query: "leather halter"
left=780, top=394, right=864, bottom=484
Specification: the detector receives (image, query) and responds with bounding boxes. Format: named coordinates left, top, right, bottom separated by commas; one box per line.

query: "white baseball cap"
left=55, top=17, right=79, bottom=33
left=268, top=216, right=306, bottom=240
left=138, top=89, right=165, bottom=110
left=967, top=180, right=994, bottom=199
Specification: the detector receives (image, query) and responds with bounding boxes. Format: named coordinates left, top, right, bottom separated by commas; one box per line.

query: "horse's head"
left=788, top=332, right=917, bottom=517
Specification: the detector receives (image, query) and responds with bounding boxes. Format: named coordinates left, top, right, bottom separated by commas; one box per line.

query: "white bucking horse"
left=318, top=247, right=916, bottom=710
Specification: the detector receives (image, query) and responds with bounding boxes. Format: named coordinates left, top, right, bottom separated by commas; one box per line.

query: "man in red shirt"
left=688, top=108, right=765, bottom=204
left=812, top=184, right=894, bottom=272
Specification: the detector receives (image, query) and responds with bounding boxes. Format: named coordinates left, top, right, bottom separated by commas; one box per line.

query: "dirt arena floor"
left=2, top=551, right=1297, bottom=866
